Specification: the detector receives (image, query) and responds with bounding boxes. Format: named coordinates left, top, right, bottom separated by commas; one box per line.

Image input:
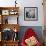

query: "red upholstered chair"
left=21, top=28, right=41, bottom=46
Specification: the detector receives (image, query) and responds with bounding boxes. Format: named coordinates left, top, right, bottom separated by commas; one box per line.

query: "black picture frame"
left=24, top=7, right=38, bottom=21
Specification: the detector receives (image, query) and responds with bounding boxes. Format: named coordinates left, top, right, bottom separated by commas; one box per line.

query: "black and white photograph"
left=24, top=7, right=38, bottom=21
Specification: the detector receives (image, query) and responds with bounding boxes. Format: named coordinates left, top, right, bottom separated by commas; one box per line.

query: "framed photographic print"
left=2, top=10, right=9, bottom=15
left=24, top=7, right=38, bottom=21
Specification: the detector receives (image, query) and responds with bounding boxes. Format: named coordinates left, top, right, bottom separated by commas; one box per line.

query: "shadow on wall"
left=18, top=26, right=43, bottom=44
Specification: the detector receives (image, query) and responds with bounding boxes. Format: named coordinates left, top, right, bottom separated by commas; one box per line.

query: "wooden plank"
left=0, top=24, right=20, bottom=32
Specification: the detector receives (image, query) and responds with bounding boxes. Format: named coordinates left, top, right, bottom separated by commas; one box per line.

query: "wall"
left=18, top=26, right=43, bottom=44
left=18, top=0, right=44, bottom=26
left=0, top=0, right=44, bottom=26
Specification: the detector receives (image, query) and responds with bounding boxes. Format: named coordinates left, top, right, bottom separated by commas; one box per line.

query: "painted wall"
left=18, top=26, right=44, bottom=44
left=0, top=0, right=44, bottom=26
left=18, top=0, right=44, bottom=26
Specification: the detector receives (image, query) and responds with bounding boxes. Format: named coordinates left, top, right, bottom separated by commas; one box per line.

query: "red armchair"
left=21, top=28, right=41, bottom=46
